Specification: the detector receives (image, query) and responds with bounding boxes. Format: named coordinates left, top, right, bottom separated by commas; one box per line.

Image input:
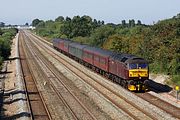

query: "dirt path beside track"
left=2, top=36, right=18, bottom=118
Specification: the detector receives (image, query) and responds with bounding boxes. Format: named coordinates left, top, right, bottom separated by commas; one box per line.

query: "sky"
left=0, top=0, right=180, bottom=25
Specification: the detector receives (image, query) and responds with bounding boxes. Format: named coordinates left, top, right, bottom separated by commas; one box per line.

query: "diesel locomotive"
left=53, top=38, right=149, bottom=91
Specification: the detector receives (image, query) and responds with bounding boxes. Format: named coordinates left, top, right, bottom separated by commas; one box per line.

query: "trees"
left=60, top=15, right=104, bottom=38
left=0, top=22, right=5, bottom=27
left=0, top=28, right=18, bottom=64
left=103, top=34, right=124, bottom=52
left=0, top=38, right=11, bottom=59
left=0, top=28, right=3, bottom=35
left=137, top=20, right=142, bottom=25
left=122, top=20, right=126, bottom=27
left=60, top=17, right=72, bottom=38
left=32, top=19, right=42, bottom=27
left=25, top=23, right=29, bottom=26
left=90, top=25, right=115, bottom=47
left=32, top=14, right=180, bottom=85
left=70, top=15, right=93, bottom=37
left=129, top=19, right=135, bottom=27
left=176, top=13, right=180, bottom=18
left=34, top=15, right=105, bottom=39
left=55, top=16, right=64, bottom=22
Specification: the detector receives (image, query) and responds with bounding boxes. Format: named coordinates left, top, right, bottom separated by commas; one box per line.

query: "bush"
left=0, top=28, right=18, bottom=68
left=171, top=75, right=180, bottom=86
left=0, top=56, right=3, bottom=66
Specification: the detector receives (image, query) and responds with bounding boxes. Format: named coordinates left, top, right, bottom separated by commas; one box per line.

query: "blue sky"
left=0, top=0, right=180, bottom=25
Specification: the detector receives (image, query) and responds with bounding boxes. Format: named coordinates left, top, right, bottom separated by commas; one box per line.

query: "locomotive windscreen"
left=129, top=63, right=148, bottom=69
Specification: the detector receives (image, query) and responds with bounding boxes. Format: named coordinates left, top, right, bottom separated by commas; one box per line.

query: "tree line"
left=0, top=28, right=18, bottom=68
left=32, top=14, right=180, bottom=85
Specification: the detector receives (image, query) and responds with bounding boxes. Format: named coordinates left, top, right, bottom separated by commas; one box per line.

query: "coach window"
left=84, top=52, right=87, bottom=58
left=94, top=56, right=99, bottom=62
left=89, top=54, right=93, bottom=59
left=100, top=58, right=106, bottom=65
left=65, top=43, right=68, bottom=48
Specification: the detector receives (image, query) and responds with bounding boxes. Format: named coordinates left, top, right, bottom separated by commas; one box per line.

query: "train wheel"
left=118, top=79, right=121, bottom=84
left=123, top=81, right=127, bottom=89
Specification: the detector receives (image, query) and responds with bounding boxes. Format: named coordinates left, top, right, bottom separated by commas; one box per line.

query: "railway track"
left=25, top=31, right=161, bottom=119
left=33, top=31, right=180, bottom=112
left=135, top=92, right=180, bottom=119
left=25, top=30, right=180, bottom=120
left=21, top=32, right=75, bottom=119
left=21, top=31, right=98, bottom=120
left=19, top=32, right=51, bottom=120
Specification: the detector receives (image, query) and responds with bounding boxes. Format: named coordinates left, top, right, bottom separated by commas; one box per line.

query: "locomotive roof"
left=63, top=39, right=73, bottom=44
left=84, top=46, right=115, bottom=57
left=111, top=53, right=147, bottom=63
left=53, top=38, right=64, bottom=42
left=52, top=39, right=59, bottom=43
left=127, top=57, right=148, bottom=64
left=69, top=42, right=88, bottom=49
left=53, top=38, right=147, bottom=63
left=53, top=38, right=71, bottom=42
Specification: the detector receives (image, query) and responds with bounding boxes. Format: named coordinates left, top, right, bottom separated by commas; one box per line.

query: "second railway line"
left=23, top=30, right=180, bottom=120
left=19, top=32, right=51, bottom=120
left=22, top=31, right=98, bottom=120
left=21, top=30, right=112, bottom=119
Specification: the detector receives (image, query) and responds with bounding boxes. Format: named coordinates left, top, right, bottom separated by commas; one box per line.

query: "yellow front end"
left=128, top=69, right=148, bottom=91
left=129, top=69, right=148, bottom=78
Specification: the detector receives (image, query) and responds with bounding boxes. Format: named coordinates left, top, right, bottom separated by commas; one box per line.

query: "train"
left=53, top=38, right=149, bottom=91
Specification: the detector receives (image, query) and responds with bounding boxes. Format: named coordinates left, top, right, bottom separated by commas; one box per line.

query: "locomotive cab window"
left=129, top=64, right=137, bottom=69
left=129, top=63, right=148, bottom=69
left=138, top=63, right=148, bottom=69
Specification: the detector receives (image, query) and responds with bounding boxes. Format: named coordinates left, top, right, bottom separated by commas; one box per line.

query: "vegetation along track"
left=30, top=30, right=180, bottom=120
left=32, top=32, right=180, bottom=118
left=26, top=31, right=167, bottom=120
left=19, top=32, right=51, bottom=120
left=22, top=31, right=98, bottom=120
